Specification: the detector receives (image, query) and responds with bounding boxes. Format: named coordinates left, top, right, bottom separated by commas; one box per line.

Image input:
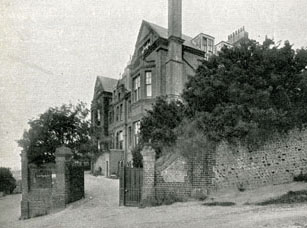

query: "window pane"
left=146, top=72, right=152, bottom=84
left=146, top=85, right=152, bottom=97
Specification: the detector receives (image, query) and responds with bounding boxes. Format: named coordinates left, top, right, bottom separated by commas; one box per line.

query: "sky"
left=0, top=0, right=307, bottom=170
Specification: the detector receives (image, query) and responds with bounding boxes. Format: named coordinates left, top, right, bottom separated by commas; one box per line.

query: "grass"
left=203, top=202, right=236, bottom=206
left=257, top=190, right=307, bottom=205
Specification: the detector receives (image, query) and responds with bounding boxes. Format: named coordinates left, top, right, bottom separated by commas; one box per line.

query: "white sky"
left=1, top=0, right=307, bottom=170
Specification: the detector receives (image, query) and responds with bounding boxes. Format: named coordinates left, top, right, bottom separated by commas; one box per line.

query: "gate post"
left=141, top=146, right=156, bottom=204
left=20, top=150, right=29, bottom=219
left=53, top=146, right=73, bottom=209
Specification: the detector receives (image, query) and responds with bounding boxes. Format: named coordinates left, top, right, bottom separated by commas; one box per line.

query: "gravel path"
left=1, top=174, right=307, bottom=228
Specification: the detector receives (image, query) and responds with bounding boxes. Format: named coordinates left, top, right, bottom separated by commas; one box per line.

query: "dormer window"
left=192, top=34, right=215, bottom=58
left=202, top=37, right=214, bottom=53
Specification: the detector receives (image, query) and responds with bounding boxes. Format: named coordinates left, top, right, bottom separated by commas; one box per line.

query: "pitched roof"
left=97, top=76, right=118, bottom=93
left=144, top=21, right=203, bottom=51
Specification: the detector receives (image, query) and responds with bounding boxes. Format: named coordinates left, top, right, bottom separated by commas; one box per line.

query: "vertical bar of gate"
left=123, top=165, right=126, bottom=206
left=136, top=168, right=140, bottom=204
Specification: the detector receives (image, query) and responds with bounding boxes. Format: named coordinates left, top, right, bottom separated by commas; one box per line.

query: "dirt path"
left=1, top=174, right=307, bottom=228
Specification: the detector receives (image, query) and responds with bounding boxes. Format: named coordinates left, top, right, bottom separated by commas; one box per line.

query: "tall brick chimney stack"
left=166, top=0, right=184, bottom=99
left=168, top=0, right=182, bottom=38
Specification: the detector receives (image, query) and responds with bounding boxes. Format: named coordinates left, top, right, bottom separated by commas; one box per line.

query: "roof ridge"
left=145, top=20, right=194, bottom=40
left=97, top=76, right=118, bottom=93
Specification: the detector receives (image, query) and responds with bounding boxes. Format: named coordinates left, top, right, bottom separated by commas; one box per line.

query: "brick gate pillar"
left=141, top=146, right=156, bottom=204
left=53, top=146, right=73, bottom=209
left=20, top=150, right=29, bottom=219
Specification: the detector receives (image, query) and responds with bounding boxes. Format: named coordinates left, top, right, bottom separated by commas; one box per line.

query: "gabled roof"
left=97, top=76, right=118, bottom=93
left=143, top=20, right=203, bottom=51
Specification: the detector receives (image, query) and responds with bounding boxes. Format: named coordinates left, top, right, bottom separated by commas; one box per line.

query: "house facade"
left=91, top=0, right=248, bottom=176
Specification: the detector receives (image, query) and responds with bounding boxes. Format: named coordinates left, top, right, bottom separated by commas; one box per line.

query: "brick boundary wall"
left=155, top=154, right=192, bottom=200
left=213, top=130, right=307, bottom=191
left=142, top=130, right=307, bottom=201
left=141, top=146, right=156, bottom=203
left=21, top=146, right=85, bottom=219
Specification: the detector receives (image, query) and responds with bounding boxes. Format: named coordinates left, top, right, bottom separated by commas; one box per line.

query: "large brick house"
left=91, top=0, right=248, bottom=176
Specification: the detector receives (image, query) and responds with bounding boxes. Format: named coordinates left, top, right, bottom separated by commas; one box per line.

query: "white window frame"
left=134, top=121, right=141, bottom=146
left=133, top=76, right=141, bottom=102
left=145, top=71, right=152, bottom=97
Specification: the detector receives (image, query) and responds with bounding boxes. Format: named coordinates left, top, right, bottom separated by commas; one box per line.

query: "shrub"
left=257, top=190, right=307, bottom=205
left=203, top=202, right=236, bottom=206
left=237, top=182, right=246, bottom=192
left=294, top=173, right=307, bottom=182
left=191, top=188, right=208, bottom=201
left=0, top=168, right=17, bottom=194
left=131, top=144, right=143, bottom=168
left=140, top=192, right=186, bottom=207
left=183, top=40, right=307, bottom=146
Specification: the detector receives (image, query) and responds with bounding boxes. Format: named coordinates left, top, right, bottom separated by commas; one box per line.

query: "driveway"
left=1, top=174, right=307, bottom=228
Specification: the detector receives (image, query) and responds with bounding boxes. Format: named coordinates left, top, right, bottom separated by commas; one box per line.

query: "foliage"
left=131, top=144, right=143, bottom=168
left=140, top=192, right=186, bottom=207
left=17, top=102, right=92, bottom=164
left=183, top=39, right=307, bottom=145
left=140, top=97, right=185, bottom=155
left=257, top=190, right=307, bottom=205
left=293, top=173, right=307, bottom=182
left=133, top=39, right=307, bottom=163
left=171, top=119, right=216, bottom=159
left=203, top=202, right=236, bottom=206
left=0, top=168, right=16, bottom=194
left=132, top=97, right=185, bottom=166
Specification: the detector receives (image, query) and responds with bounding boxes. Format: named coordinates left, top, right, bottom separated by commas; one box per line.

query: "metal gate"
left=119, top=165, right=143, bottom=206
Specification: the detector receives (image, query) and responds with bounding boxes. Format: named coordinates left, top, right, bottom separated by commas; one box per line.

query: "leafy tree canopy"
left=183, top=39, right=307, bottom=145
left=18, top=102, right=92, bottom=164
left=132, top=97, right=185, bottom=166
left=0, top=167, right=16, bottom=194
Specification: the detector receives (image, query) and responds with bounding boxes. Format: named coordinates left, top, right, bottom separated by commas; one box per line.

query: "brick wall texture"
left=22, top=150, right=85, bottom=219
left=151, top=130, right=307, bottom=199
left=155, top=154, right=192, bottom=199
left=214, top=130, right=307, bottom=191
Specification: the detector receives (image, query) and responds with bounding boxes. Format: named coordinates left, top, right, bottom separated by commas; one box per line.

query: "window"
left=208, top=39, right=214, bottom=53
left=133, top=76, right=141, bottom=102
left=109, top=133, right=113, bottom=149
left=145, top=71, right=152, bottom=97
left=119, top=131, right=124, bottom=150
left=134, top=121, right=141, bottom=146
left=96, top=110, right=101, bottom=126
left=120, top=104, right=123, bottom=121
left=97, top=139, right=101, bottom=151
left=128, top=126, right=132, bottom=146
left=116, top=106, right=119, bottom=121
left=116, top=131, right=124, bottom=150
left=128, top=99, right=131, bottom=114
left=142, top=40, right=151, bottom=54
left=202, top=37, right=208, bottom=52
left=108, top=111, right=112, bottom=124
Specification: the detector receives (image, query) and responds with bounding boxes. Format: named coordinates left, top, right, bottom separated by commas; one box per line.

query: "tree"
left=18, top=102, right=92, bottom=164
left=183, top=39, right=307, bottom=145
left=0, top=168, right=16, bottom=194
left=132, top=97, right=185, bottom=166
